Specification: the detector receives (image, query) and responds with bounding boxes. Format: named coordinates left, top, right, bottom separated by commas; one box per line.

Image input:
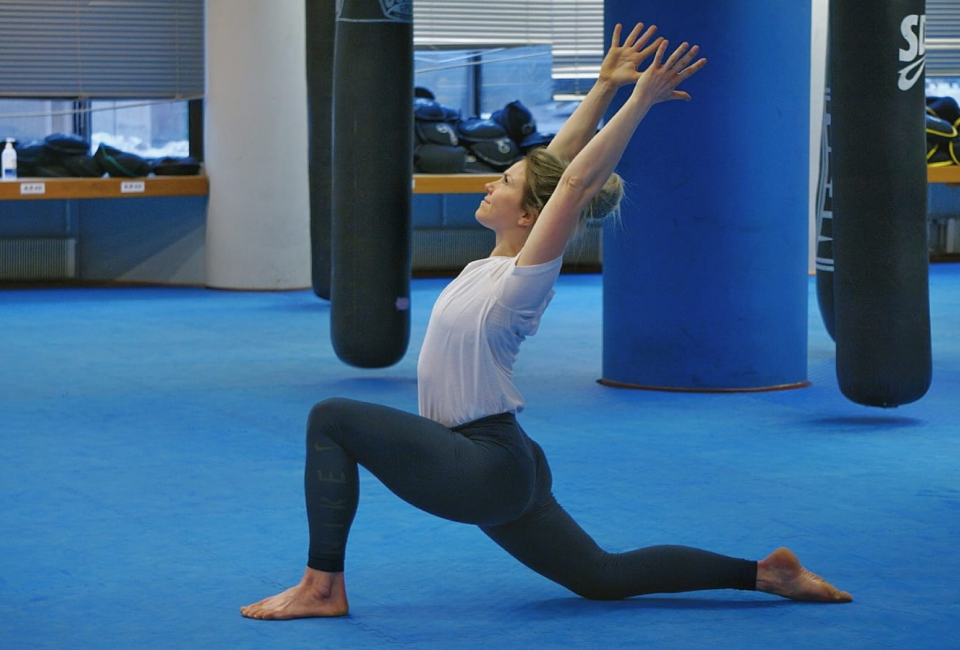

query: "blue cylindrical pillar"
left=601, top=1, right=811, bottom=391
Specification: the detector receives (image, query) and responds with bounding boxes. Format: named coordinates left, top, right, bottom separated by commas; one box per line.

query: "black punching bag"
left=330, top=0, right=413, bottom=368
left=306, top=0, right=336, bottom=300
left=831, top=0, right=932, bottom=406
left=815, top=36, right=836, bottom=341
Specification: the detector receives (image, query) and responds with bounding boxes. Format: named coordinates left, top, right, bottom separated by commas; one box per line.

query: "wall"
left=0, top=195, right=207, bottom=285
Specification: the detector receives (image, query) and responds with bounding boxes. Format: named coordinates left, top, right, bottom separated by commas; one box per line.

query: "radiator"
left=0, top=238, right=77, bottom=280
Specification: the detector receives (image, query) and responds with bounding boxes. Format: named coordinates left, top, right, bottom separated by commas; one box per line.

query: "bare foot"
left=756, top=547, right=852, bottom=603
left=240, top=568, right=349, bottom=619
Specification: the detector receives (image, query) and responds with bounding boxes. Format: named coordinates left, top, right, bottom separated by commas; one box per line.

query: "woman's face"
left=475, top=160, right=528, bottom=231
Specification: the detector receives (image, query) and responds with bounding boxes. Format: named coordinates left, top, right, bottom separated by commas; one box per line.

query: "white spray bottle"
left=2, top=138, right=17, bottom=180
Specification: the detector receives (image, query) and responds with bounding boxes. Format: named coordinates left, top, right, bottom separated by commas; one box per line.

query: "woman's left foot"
left=241, top=568, right=349, bottom=619
left=757, top=547, right=853, bottom=603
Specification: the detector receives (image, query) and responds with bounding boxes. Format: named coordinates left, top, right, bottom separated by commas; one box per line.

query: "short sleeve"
left=497, top=255, right=563, bottom=313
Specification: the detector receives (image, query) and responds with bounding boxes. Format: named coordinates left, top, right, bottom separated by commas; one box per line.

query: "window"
left=927, top=0, right=960, bottom=76
left=925, top=0, right=960, bottom=102
left=0, top=0, right=203, bottom=98
left=414, top=0, right=604, bottom=94
left=0, top=99, right=74, bottom=144
left=413, top=0, right=604, bottom=133
left=0, top=0, right=203, bottom=160
left=414, top=45, right=563, bottom=131
left=91, top=101, right=191, bottom=158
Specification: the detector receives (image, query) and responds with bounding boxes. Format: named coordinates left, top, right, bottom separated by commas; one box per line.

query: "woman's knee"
left=306, top=397, right=361, bottom=444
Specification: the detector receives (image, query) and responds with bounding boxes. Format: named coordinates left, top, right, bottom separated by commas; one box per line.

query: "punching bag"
left=306, top=0, right=336, bottom=300
left=831, top=0, right=932, bottom=406
left=815, top=36, right=836, bottom=341
left=330, top=0, right=413, bottom=368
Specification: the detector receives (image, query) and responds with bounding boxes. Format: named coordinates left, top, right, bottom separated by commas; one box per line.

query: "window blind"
left=927, top=0, right=960, bottom=76
left=413, top=0, right=604, bottom=94
left=0, top=0, right=204, bottom=99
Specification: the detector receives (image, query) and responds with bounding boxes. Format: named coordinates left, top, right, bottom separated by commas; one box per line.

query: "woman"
left=241, top=22, right=852, bottom=620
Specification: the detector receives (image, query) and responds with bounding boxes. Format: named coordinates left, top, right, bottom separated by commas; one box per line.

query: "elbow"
left=556, top=168, right=624, bottom=223
left=557, top=172, right=592, bottom=206
left=557, top=171, right=607, bottom=219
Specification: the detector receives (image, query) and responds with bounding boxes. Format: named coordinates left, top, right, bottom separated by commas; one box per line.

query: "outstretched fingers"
left=610, top=22, right=624, bottom=48
left=650, top=37, right=670, bottom=68
left=638, top=35, right=665, bottom=62
left=661, top=41, right=706, bottom=100
left=664, top=42, right=703, bottom=74
left=609, top=24, right=706, bottom=102
left=622, top=22, right=643, bottom=45
left=616, top=22, right=645, bottom=50
left=675, top=44, right=705, bottom=77
left=663, top=41, right=690, bottom=68
left=614, top=22, right=661, bottom=68
left=601, top=22, right=666, bottom=88
left=627, top=23, right=660, bottom=56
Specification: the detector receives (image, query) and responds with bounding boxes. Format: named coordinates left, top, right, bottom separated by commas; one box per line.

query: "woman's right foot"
left=757, top=547, right=853, bottom=603
left=240, top=568, right=349, bottom=619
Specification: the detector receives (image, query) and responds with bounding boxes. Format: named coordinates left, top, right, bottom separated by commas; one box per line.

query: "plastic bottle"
left=2, top=138, right=16, bottom=180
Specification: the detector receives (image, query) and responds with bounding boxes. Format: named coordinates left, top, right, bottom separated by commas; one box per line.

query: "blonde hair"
left=521, top=147, right=624, bottom=230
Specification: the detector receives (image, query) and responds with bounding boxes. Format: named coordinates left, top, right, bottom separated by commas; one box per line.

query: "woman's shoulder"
left=459, top=255, right=516, bottom=277
left=457, top=254, right=560, bottom=289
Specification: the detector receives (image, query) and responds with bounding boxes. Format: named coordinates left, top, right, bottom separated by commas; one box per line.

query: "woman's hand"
left=543, top=22, right=702, bottom=165
left=631, top=39, right=707, bottom=105
left=598, top=23, right=663, bottom=89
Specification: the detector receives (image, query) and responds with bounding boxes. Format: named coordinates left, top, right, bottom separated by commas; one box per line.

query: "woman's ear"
left=518, top=210, right=539, bottom=229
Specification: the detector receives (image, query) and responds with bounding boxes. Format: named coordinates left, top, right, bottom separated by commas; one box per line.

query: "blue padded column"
left=601, top=1, right=810, bottom=391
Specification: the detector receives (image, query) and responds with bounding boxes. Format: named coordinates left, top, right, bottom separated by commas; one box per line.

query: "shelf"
left=928, top=166, right=960, bottom=184
left=0, top=176, right=208, bottom=201
left=413, top=173, right=497, bottom=194
left=419, top=170, right=960, bottom=192
left=2, top=169, right=954, bottom=200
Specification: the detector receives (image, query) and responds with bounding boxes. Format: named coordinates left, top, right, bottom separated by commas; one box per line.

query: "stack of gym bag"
left=14, top=133, right=201, bottom=178
left=926, top=96, right=960, bottom=167
left=413, top=87, right=554, bottom=174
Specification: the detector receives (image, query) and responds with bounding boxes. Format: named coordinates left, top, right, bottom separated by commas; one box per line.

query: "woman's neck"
left=490, top=231, right=529, bottom=258
left=489, top=242, right=520, bottom=258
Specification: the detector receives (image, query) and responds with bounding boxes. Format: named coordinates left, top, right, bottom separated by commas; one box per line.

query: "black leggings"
left=304, top=397, right=757, bottom=600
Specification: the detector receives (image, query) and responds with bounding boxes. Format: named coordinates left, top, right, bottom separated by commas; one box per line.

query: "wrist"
left=623, top=94, right=655, bottom=117
left=593, top=76, right=620, bottom=95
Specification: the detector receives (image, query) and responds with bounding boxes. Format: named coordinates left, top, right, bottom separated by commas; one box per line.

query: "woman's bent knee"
left=309, top=397, right=356, bottom=421
left=307, top=397, right=361, bottom=444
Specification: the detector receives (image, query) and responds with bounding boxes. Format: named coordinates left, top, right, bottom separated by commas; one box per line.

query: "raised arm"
left=518, top=39, right=706, bottom=267
left=546, top=22, right=663, bottom=162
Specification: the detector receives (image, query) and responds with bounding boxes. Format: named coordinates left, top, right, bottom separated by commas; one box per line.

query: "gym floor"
left=1, top=264, right=957, bottom=649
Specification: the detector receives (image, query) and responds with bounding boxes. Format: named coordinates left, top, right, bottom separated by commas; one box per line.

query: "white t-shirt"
left=417, top=254, right=563, bottom=428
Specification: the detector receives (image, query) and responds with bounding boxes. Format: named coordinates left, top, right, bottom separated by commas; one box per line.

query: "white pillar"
left=204, top=0, right=310, bottom=289
left=809, top=0, right=829, bottom=274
